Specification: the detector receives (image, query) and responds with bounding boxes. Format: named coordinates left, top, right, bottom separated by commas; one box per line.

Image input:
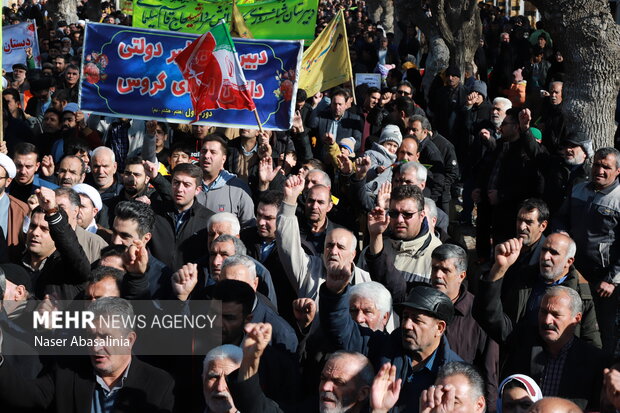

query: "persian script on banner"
left=2, top=21, right=42, bottom=72
left=132, top=0, right=318, bottom=43
left=79, top=23, right=302, bottom=130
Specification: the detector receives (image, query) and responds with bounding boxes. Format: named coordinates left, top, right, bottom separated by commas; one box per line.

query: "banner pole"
left=340, top=9, right=356, bottom=105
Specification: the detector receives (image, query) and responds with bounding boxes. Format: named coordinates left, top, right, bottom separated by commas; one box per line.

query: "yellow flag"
left=230, top=2, right=253, bottom=39
left=298, top=10, right=352, bottom=97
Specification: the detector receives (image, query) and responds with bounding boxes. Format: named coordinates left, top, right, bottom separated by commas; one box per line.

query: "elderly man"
left=477, top=280, right=608, bottom=410
left=419, top=362, right=487, bottom=413
left=320, top=259, right=462, bottom=413
left=553, top=147, right=620, bottom=354
left=0, top=297, right=175, bottom=412
left=527, top=397, right=584, bottom=413
left=277, top=174, right=370, bottom=301
left=512, top=198, right=549, bottom=271
left=202, top=345, right=243, bottom=413
left=55, top=155, right=86, bottom=187
left=476, top=233, right=601, bottom=348
left=228, top=322, right=374, bottom=413
left=89, top=146, right=122, bottom=202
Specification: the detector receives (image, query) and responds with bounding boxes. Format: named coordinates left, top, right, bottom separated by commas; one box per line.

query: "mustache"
left=541, top=323, right=558, bottom=333
left=320, top=391, right=337, bottom=403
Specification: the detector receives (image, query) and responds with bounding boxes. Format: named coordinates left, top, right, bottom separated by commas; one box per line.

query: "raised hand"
left=371, top=363, right=402, bottom=413
left=325, top=262, right=352, bottom=294
left=377, top=182, right=392, bottom=209
left=35, top=294, right=59, bottom=330
left=336, top=153, right=354, bottom=175
left=292, top=298, right=316, bottom=330
left=146, top=119, right=158, bottom=136
left=519, top=108, right=532, bottom=132
left=142, top=160, right=159, bottom=180
left=124, top=240, right=149, bottom=275
left=494, top=238, right=523, bottom=270
left=479, top=128, right=492, bottom=141
left=466, top=92, right=478, bottom=107
left=171, top=263, right=198, bottom=301
left=355, top=156, right=372, bottom=180
left=368, top=207, right=389, bottom=237
left=0, top=141, right=7, bottom=155
left=240, top=322, right=272, bottom=380
left=604, top=368, right=620, bottom=409
left=420, top=384, right=456, bottom=413
left=258, top=156, right=282, bottom=191
left=283, top=174, right=305, bottom=204
left=35, top=187, right=57, bottom=213
left=41, top=155, right=55, bottom=177
left=292, top=110, right=304, bottom=133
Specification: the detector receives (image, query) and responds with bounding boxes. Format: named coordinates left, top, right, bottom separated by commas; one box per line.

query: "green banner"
left=132, top=0, right=318, bottom=42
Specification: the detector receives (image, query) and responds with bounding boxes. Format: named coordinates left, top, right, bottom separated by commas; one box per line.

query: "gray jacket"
left=196, top=169, right=255, bottom=228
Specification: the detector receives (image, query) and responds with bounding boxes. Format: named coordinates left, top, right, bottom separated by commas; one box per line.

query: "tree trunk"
left=432, top=0, right=481, bottom=74
left=83, top=0, right=103, bottom=23
left=398, top=0, right=481, bottom=82
left=45, top=0, right=79, bottom=25
left=530, top=0, right=620, bottom=149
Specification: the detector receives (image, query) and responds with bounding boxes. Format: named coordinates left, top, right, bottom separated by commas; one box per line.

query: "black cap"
left=0, top=263, right=32, bottom=292
left=395, top=285, right=454, bottom=324
left=12, top=63, right=27, bottom=72
left=445, top=66, right=461, bottom=78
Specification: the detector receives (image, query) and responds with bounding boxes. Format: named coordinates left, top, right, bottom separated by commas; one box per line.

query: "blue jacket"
left=319, top=283, right=462, bottom=413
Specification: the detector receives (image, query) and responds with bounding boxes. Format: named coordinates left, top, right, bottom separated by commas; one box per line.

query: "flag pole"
left=253, top=108, right=264, bottom=133
left=340, top=9, right=356, bottom=105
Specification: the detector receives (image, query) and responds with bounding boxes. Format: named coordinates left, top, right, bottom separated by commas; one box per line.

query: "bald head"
left=527, top=397, right=583, bottom=413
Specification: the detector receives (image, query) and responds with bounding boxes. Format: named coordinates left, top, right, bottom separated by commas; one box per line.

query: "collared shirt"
left=402, top=348, right=440, bottom=413
left=91, top=361, right=131, bottom=413
left=540, top=337, right=574, bottom=396
left=259, top=239, right=276, bottom=263
left=202, top=171, right=224, bottom=193
left=86, top=219, right=98, bottom=234
left=174, top=208, right=191, bottom=234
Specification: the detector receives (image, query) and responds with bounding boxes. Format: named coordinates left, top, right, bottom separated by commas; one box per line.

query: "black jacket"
left=20, top=210, right=91, bottom=301
left=150, top=197, right=214, bottom=271
left=308, top=109, right=363, bottom=157
left=0, top=356, right=175, bottom=413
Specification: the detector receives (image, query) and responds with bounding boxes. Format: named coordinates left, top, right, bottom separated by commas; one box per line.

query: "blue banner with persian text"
left=79, top=23, right=302, bottom=130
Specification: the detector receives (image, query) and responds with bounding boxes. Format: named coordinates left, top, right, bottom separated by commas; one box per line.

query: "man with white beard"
left=202, top=345, right=243, bottom=413
left=474, top=232, right=602, bottom=348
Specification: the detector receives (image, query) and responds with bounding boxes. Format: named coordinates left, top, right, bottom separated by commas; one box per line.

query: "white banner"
left=2, top=20, right=41, bottom=72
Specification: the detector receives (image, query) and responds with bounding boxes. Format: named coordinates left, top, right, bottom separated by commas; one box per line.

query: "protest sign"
left=355, top=73, right=381, bottom=89
left=2, top=21, right=41, bottom=72
left=132, top=0, right=318, bottom=43
left=79, top=23, right=302, bottom=130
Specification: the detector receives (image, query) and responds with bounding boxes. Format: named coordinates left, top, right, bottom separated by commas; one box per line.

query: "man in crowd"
left=9, top=142, right=58, bottom=203
left=553, top=147, right=620, bottom=354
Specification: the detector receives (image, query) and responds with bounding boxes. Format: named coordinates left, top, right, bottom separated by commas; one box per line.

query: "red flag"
left=174, top=22, right=255, bottom=122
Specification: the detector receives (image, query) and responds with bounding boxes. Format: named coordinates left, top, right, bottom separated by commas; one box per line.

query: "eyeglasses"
left=387, top=210, right=421, bottom=220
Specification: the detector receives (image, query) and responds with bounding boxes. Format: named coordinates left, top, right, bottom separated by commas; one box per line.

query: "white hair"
left=349, top=281, right=392, bottom=316
left=493, top=97, right=512, bottom=111
left=545, top=285, right=583, bottom=317
left=307, top=169, right=332, bottom=187
left=424, top=197, right=438, bottom=222
left=221, top=255, right=257, bottom=280
left=208, top=212, right=241, bottom=236
left=91, top=146, right=116, bottom=163
left=202, top=345, right=243, bottom=376
left=400, top=161, right=427, bottom=183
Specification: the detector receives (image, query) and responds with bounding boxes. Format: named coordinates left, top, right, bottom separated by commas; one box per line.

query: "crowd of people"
left=1, top=0, right=620, bottom=412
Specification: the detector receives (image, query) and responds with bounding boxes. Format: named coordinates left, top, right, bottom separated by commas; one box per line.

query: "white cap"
left=0, top=153, right=16, bottom=179
left=72, top=183, right=103, bottom=211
